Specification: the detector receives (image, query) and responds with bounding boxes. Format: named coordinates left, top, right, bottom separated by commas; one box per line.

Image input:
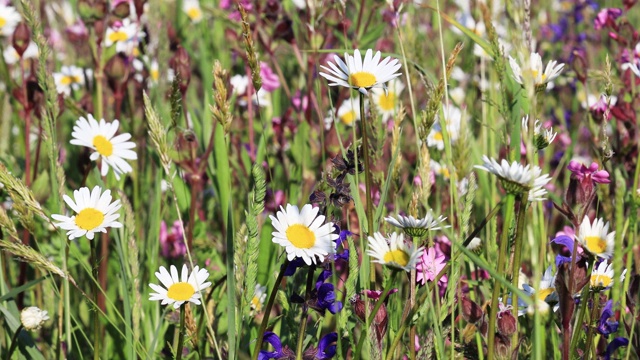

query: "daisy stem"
left=252, top=259, right=289, bottom=360
left=5, top=325, right=23, bottom=360
left=91, top=240, right=101, bottom=360
left=358, top=91, right=376, bottom=289
left=569, top=261, right=594, bottom=357
left=510, top=191, right=529, bottom=345
left=354, top=271, right=397, bottom=360
left=583, top=292, right=600, bottom=359
left=487, top=192, right=517, bottom=360
left=295, top=265, right=316, bottom=360
left=176, top=304, right=186, bottom=360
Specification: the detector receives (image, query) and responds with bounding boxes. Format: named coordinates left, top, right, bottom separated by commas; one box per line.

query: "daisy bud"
left=20, top=307, right=49, bottom=331
left=460, top=296, right=483, bottom=323
left=12, top=23, right=31, bottom=58
left=496, top=309, right=517, bottom=336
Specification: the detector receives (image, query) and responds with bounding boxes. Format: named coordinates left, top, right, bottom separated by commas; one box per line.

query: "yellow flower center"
left=93, top=135, right=114, bottom=156
left=286, top=224, right=316, bottom=249
left=585, top=235, right=606, bottom=254
left=590, top=274, right=612, bottom=289
left=0, top=17, right=6, bottom=28
left=440, top=167, right=450, bottom=179
left=187, top=7, right=202, bottom=20
left=377, top=92, right=396, bottom=111
left=74, top=208, right=104, bottom=230
left=349, top=72, right=376, bottom=88
left=537, top=288, right=554, bottom=302
left=251, top=296, right=262, bottom=311
left=526, top=69, right=546, bottom=83
left=60, top=75, right=81, bottom=86
left=340, top=110, right=357, bottom=125
left=151, top=68, right=159, bottom=81
left=167, top=282, right=196, bottom=301
left=383, top=249, right=410, bottom=267
left=434, top=131, right=443, bottom=142
left=108, top=30, right=128, bottom=43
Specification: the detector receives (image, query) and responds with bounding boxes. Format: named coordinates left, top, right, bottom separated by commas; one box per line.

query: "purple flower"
left=314, top=269, right=343, bottom=314
left=260, top=62, right=280, bottom=92
left=292, top=90, right=308, bottom=112
left=598, top=300, right=618, bottom=337
left=313, top=333, right=338, bottom=359
left=159, top=221, right=186, bottom=259
left=567, top=160, right=611, bottom=184
left=258, top=332, right=294, bottom=360
left=594, top=8, right=622, bottom=30
left=551, top=235, right=582, bottom=267
left=416, top=247, right=448, bottom=285
left=604, top=337, right=629, bottom=360
left=364, top=288, right=399, bottom=299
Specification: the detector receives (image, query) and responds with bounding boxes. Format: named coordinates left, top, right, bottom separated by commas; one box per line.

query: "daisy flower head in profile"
left=521, top=115, right=557, bottom=150
left=270, top=204, right=339, bottom=266
left=508, top=51, right=564, bottom=92
left=522, top=266, right=558, bottom=307
left=250, top=283, right=267, bottom=315
left=53, top=66, right=87, bottom=96
left=149, top=264, right=212, bottom=309
left=474, top=155, right=551, bottom=196
left=70, top=114, right=137, bottom=180
left=0, top=4, right=21, bottom=37
left=576, top=216, right=615, bottom=260
left=371, top=79, right=405, bottom=123
left=384, top=210, right=449, bottom=238
left=590, top=260, right=626, bottom=291
left=319, top=49, right=402, bottom=95
left=182, top=0, right=203, bottom=23
left=51, top=186, right=122, bottom=240
left=367, top=232, right=423, bottom=272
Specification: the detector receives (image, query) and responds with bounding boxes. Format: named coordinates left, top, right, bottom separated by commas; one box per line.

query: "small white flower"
left=250, top=284, right=267, bottom=315
left=430, top=160, right=451, bottom=179
left=149, top=264, right=212, bottom=309
left=51, top=186, right=122, bottom=240
left=53, top=66, right=86, bottom=96
left=367, top=232, right=423, bottom=272
left=426, top=105, right=464, bottom=150
left=104, top=19, right=144, bottom=55
left=335, top=97, right=361, bottom=127
left=20, top=307, right=49, bottom=331
left=466, top=237, right=482, bottom=251
left=70, top=114, right=138, bottom=180
left=385, top=210, right=449, bottom=237
left=182, top=0, right=203, bottom=23
left=508, top=52, right=564, bottom=90
left=0, top=5, right=21, bottom=37
left=371, top=79, right=405, bottom=123
left=576, top=216, right=615, bottom=260
left=521, top=115, right=557, bottom=150
left=522, top=266, right=557, bottom=305
left=3, top=41, right=39, bottom=65
left=590, top=260, right=626, bottom=291
left=230, top=74, right=268, bottom=107
left=269, top=204, right=339, bottom=265
left=474, top=155, right=551, bottom=195
left=319, top=49, right=402, bottom=95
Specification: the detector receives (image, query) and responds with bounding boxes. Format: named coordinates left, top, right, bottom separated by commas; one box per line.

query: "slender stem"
left=295, top=266, right=316, bottom=359
left=358, top=91, right=376, bottom=288
left=569, top=262, right=594, bottom=357
left=487, top=193, right=517, bottom=360
left=354, top=271, right=398, bottom=359
left=252, top=259, right=289, bottom=360
left=91, top=240, right=101, bottom=360
left=176, top=304, right=187, bottom=360
left=6, top=325, right=23, bottom=360
left=583, top=293, right=600, bottom=359
left=510, top=192, right=529, bottom=346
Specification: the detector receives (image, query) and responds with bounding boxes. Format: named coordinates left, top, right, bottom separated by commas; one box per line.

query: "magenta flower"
left=567, top=160, right=610, bottom=184
left=259, top=62, right=280, bottom=92
left=416, top=247, right=447, bottom=285
left=159, top=220, right=187, bottom=259
left=594, top=8, right=622, bottom=30
left=364, top=288, right=399, bottom=299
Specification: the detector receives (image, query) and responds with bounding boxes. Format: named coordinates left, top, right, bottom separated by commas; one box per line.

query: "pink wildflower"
left=567, top=161, right=610, bottom=184
left=159, top=220, right=187, bottom=259
left=416, top=247, right=447, bottom=285
left=260, top=62, right=280, bottom=92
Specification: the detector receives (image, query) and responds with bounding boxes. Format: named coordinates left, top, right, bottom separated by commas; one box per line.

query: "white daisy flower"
left=466, top=237, right=482, bottom=251
left=426, top=105, right=463, bottom=150
left=250, top=283, right=267, bottom=315
left=371, top=79, right=405, bottom=123
left=269, top=204, right=339, bottom=266
left=149, top=264, right=212, bottom=309
left=104, top=19, right=144, bottom=55
left=335, top=97, right=361, bottom=127
left=3, top=41, right=38, bottom=65
left=430, top=159, right=451, bottom=180
left=51, top=186, right=122, bottom=240
left=319, top=49, right=402, bottom=95
left=385, top=210, right=449, bottom=238
left=230, top=74, right=268, bottom=107
left=590, top=260, right=626, bottom=291
left=0, top=5, right=21, bottom=37
left=182, top=0, right=203, bottom=22
left=508, top=52, right=564, bottom=91
left=426, top=124, right=445, bottom=150
left=20, top=307, right=49, bottom=331
left=474, top=155, right=551, bottom=195
left=522, top=266, right=558, bottom=305
left=53, top=66, right=86, bottom=96
left=70, top=114, right=138, bottom=180
left=367, top=232, right=423, bottom=272
left=521, top=115, right=557, bottom=150
left=576, top=216, right=615, bottom=260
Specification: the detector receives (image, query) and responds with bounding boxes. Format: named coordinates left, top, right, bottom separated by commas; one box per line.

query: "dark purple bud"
left=12, top=23, right=31, bottom=57
left=460, top=296, right=483, bottom=324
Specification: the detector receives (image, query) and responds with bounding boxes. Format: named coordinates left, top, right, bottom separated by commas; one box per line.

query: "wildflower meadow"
left=2, top=0, right=640, bottom=359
